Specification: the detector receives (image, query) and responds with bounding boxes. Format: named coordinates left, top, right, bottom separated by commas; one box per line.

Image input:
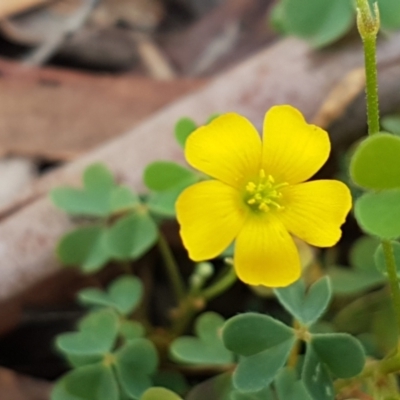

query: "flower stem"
left=201, top=262, right=237, bottom=301
left=356, top=0, right=380, bottom=136
left=157, top=233, right=186, bottom=303
left=362, top=35, right=380, bottom=135
left=382, top=240, right=400, bottom=344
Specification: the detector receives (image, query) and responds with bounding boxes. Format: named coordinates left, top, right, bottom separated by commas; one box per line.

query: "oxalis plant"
left=49, top=2, right=400, bottom=399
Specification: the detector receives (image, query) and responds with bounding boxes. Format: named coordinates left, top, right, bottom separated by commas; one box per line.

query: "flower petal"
left=262, top=105, right=330, bottom=184
left=176, top=180, right=247, bottom=261
left=234, top=214, right=301, bottom=287
left=279, top=180, right=352, bottom=247
left=185, top=113, right=262, bottom=189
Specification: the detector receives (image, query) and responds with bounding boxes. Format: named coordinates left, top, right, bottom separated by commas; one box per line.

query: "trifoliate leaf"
left=274, top=277, right=332, bottom=326
left=170, top=312, right=233, bottom=365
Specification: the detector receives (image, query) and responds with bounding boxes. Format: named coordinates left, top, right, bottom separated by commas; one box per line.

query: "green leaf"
left=230, top=386, right=275, bottom=400
left=140, top=388, right=183, bottom=400
left=170, top=312, right=233, bottom=365
left=57, top=226, right=111, bottom=273
left=144, top=161, right=196, bottom=191
left=119, top=320, right=145, bottom=341
left=186, top=373, right=233, bottom=400
left=381, top=114, right=400, bottom=135
left=110, top=186, right=140, bottom=213
left=311, top=333, right=365, bottom=378
left=175, top=117, right=197, bottom=148
left=65, top=354, right=103, bottom=368
left=374, top=241, right=400, bottom=277
left=107, top=212, right=158, bottom=260
left=147, top=179, right=197, bottom=218
left=275, top=368, right=312, bottom=400
left=58, top=364, right=119, bottom=400
left=355, top=189, right=400, bottom=239
left=153, top=371, right=189, bottom=396
left=222, top=313, right=295, bottom=357
left=349, top=236, right=380, bottom=271
left=51, top=188, right=111, bottom=217
left=302, top=345, right=333, bottom=400
left=327, top=266, right=384, bottom=295
left=83, top=163, right=115, bottom=192
left=78, top=276, right=143, bottom=316
left=114, top=339, right=159, bottom=399
left=56, top=310, right=119, bottom=357
left=274, top=277, right=332, bottom=326
left=376, top=0, right=400, bottom=30
left=52, top=378, right=81, bottom=400
left=233, top=339, right=295, bottom=393
left=350, top=133, right=400, bottom=190
left=280, top=0, right=354, bottom=47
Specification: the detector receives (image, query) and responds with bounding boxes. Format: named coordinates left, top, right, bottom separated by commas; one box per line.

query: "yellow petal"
left=234, top=214, right=301, bottom=287
left=262, top=105, right=330, bottom=184
left=279, top=180, right=352, bottom=247
left=176, top=180, right=247, bottom=261
left=185, top=113, right=262, bottom=189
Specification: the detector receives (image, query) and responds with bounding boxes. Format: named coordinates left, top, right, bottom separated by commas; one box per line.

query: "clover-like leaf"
left=274, top=277, right=332, bottom=326
left=114, top=339, right=159, bottom=399
left=355, top=189, right=400, bottom=239
left=381, top=114, right=400, bottom=136
left=223, top=313, right=295, bottom=357
left=146, top=178, right=197, bottom=218
left=140, top=388, right=183, bottom=400
left=52, top=364, right=119, bottom=400
left=230, top=386, right=275, bottom=400
left=119, top=320, right=145, bottom=341
left=302, top=345, right=333, bottom=400
left=278, top=0, right=354, bottom=48
left=107, top=212, right=158, bottom=260
left=327, top=267, right=384, bottom=295
left=350, top=133, right=400, bottom=191
left=311, top=333, right=365, bottom=379
left=144, top=161, right=197, bottom=191
left=170, top=312, right=234, bottom=365
left=78, top=276, right=143, bottom=316
left=223, top=313, right=295, bottom=393
left=374, top=241, right=400, bottom=277
left=52, top=163, right=139, bottom=218
left=57, top=225, right=111, bottom=273
left=275, top=368, right=311, bottom=400
left=377, top=0, right=400, bottom=30
left=186, top=373, right=232, bottom=400
left=233, top=340, right=295, bottom=393
left=175, top=117, right=197, bottom=148
left=56, top=309, right=119, bottom=357
left=110, top=186, right=140, bottom=213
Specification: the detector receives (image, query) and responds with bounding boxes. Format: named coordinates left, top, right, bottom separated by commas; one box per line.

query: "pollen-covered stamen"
left=244, top=169, right=287, bottom=212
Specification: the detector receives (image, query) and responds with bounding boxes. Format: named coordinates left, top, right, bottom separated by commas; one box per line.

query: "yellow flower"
left=176, top=105, right=352, bottom=287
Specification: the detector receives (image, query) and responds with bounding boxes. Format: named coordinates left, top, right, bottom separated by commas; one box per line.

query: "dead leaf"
left=0, top=367, right=50, bottom=400
left=0, top=59, right=205, bottom=160
left=0, top=0, right=52, bottom=19
left=312, top=67, right=366, bottom=129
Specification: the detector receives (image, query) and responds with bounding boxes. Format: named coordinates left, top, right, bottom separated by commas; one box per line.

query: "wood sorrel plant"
left=49, top=1, right=400, bottom=399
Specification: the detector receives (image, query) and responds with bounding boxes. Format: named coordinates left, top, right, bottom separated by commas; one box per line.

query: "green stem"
left=157, top=233, right=186, bottom=303
left=382, top=240, right=400, bottom=343
left=201, top=264, right=237, bottom=301
left=363, top=35, right=380, bottom=135
left=357, top=0, right=380, bottom=136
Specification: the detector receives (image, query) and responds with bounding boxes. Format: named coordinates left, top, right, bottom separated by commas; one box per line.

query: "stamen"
left=243, top=170, right=286, bottom=213
left=246, top=182, right=256, bottom=192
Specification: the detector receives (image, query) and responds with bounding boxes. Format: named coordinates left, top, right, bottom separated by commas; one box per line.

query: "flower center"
left=244, top=169, right=287, bottom=212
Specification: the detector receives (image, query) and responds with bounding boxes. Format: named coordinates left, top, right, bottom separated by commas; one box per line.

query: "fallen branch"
left=0, top=34, right=400, bottom=301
